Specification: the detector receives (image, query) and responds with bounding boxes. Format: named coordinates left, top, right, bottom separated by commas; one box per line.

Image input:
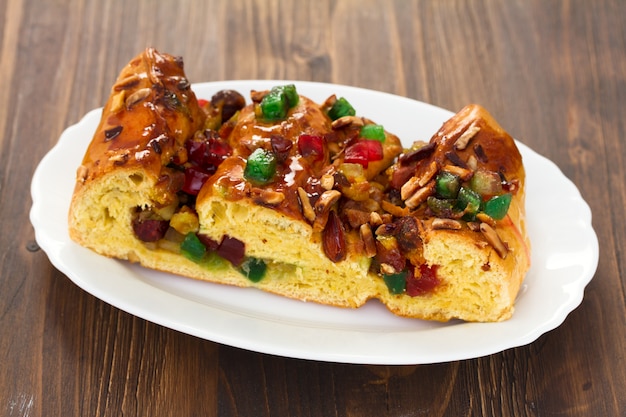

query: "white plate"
left=30, top=81, right=599, bottom=364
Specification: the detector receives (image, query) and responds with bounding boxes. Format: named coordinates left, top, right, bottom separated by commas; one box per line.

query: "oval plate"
left=30, top=81, right=599, bottom=364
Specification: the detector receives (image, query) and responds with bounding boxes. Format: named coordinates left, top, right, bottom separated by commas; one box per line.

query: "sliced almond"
left=297, top=187, right=316, bottom=222
left=369, top=211, right=383, bottom=227
left=400, top=176, right=420, bottom=201
left=108, top=150, right=129, bottom=164
left=253, top=189, right=285, bottom=206
left=454, top=123, right=480, bottom=150
left=405, top=180, right=435, bottom=209
left=110, top=91, right=126, bottom=113
left=380, top=263, right=397, bottom=275
left=249, top=89, right=270, bottom=102
left=114, top=74, right=141, bottom=91
left=476, top=212, right=496, bottom=228
left=313, top=190, right=342, bottom=231
left=331, top=115, right=364, bottom=130
left=441, top=164, right=473, bottom=181
left=315, top=190, right=342, bottom=212
left=76, top=165, right=88, bottom=183
left=381, top=199, right=410, bottom=217
left=431, top=218, right=462, bottom=230
left=418, top=160, right=439, bottom=187
left=479, top=222, right=508, bottom=259
left=466, top=154, right=478, bottom=171
left=321, top=94, right=337, bottom=110
left=320, top=173, right=335, bottom=191
left=360, top=223, right=377, bottom=258
left=125, top=88, right=151, bottom=109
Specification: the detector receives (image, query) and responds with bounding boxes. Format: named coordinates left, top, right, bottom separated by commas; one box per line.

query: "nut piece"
left=125, top=88, right=151, bottom=109
left=405, top=180, right=435, bottom=209
left=114, top=74, right=140, bottom=91
left=320, top=173, right=335, bottom=191
left=476, top=212, right=496, bottom=228
left=313, top=190, right=342, bottom=231
left=253, top=189, right=285, bottom=206
left=380, top=263, right=398, bottom=275
left=418, top=160, right=439, bottom=187
left=108, top=150, right=130, bottom=165
left=466, top=154, right=479, bottom=171
left=297, top=187, right=316, bottom=222
left=441, top=164, right=473, bottom=181
left=76, top=165, right=88, bottom=183
left=381, top=199, right=410, bottom=218
left=454, top=123, right=481, bottom=150
left=369, top=211, right=383, bottom=227
left=400, top=176, right=420, bottom=201
left=479, top=222, right=508, bottom=259
left=331, top=115, right=364, bottom=130
left=321, top=94, right=337, bottom=109
left=110, top=91, right=126, bottom=113
left=401, top=161, right=439, bottom=201
left=250, top=89, right=269, bottom=103
left=431, top=218, right=462, bottom=230
left=315, top=190, right=342, bottom=212
left=360, top=223, right=377, bottom=258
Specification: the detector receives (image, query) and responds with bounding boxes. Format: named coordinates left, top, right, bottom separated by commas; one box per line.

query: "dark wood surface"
left=2, top=0, right=624, bottom=415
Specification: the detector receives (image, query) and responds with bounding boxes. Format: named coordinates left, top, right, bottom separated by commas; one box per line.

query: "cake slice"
left=375, top=104, right=531, bottom=321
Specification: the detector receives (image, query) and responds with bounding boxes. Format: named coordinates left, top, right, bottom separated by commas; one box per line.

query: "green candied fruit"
left=280, top=84, right=299, bottom=108
left=239, top=257, right=267, bottom=282
left=244, top=148, right=277, bottom=185
left=180, top=233, right=206, bottom=262
left=260, top=90, right=289, bottom=120
left=327, top=97, right=356, bottom=120
left=427, top=196, right=457, bottom=218
left=482, top=193, right=512, bottom=220
left=383, top=271, right=407, bottom=295
left=456, top=186, right=481, bottom=221
left=359, top=124, right=386, bottom=142
left=259, top=84, right=299, bottom=121
left=199, top=251, right=230, bottom=270
left=435, top=171, right=461, bottom=199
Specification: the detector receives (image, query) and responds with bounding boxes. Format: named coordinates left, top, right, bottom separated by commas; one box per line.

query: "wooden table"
left=2, top=0, right=624, bottom=415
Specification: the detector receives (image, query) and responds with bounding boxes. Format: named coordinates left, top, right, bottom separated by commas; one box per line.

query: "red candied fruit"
left=186, top=140, right=206, bottom=165
left=182, top=166, right=211, bottom=195
left=216, top=236, right=246, bottom=267
left=344, top=140, right=383, bottom=168
left=132, top=218, right=169, bottom=242
left=297, top=134, right=325, bottom=161
left=406, top=264, right=440, bottom=296
left=182, top=132, right=233, bottom=196
left=185, top=134, right=232, bottom=172
left=196, top=233, right=245, bottom=267
left=196, top=233, right=220, bottom=251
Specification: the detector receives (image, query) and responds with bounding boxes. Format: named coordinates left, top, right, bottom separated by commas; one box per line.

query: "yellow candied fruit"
left=169, top=206, right=199, bottom=235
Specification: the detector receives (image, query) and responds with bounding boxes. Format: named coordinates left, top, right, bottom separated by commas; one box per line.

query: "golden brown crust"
left=74, top=48, right=205, bottom=191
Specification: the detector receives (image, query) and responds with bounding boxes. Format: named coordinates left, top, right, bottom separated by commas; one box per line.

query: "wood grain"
left=1, top=0, right=624, bottom=416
